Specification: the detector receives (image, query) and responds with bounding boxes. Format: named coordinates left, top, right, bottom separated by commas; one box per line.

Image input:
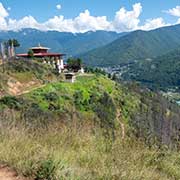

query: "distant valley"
left=81, top=24, right=180, bottom=67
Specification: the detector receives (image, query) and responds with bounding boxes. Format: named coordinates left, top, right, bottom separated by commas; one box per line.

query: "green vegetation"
left=1, top=61, right=180, bottom=179
left=7, top=39, right=20, bottom=48
left=1, top=75, right=137, bottom=132
left=2, top=39, right=20, bottom=56
left=123, top=48, right=180, bottom=90
left=1, top=124, right=180, bottom=180
left=84, top=67, right=106, bottom=75
left=27, top=49, right=34, bottom=58
left=81, top=24, right=180, bottom=66
left=67, top=58, right=82, bottom=72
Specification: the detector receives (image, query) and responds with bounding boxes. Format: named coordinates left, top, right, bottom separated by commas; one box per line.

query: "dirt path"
left=17, top=84, right=46, bottom=96
left=117, top=110, right=125, bottom=139
left=0, top=166, right=28, bottom=180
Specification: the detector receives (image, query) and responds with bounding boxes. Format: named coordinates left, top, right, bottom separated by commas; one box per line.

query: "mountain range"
left=2, top=24, right=180, bottom=73
left=0, top=29, right=124, bottom=57
left=81, top=24, right=180, bottom=66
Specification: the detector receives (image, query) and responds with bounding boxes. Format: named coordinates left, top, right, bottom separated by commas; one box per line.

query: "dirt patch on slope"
left=0, top=165, right=30, bottom=180
left=7, top=78, right=41, bottom=96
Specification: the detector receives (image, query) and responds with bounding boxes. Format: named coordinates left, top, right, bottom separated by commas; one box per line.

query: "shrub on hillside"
left=0, top=96, right=23, bottom=110
left=22, top=103, right=54, bottom=129
left=93, top=92, right=117, bottom=137
left=44, top=92, right=58, bottom=102
left=73, top=90, right=90, bottom=111
left=34, top=159, right=57, bottom=180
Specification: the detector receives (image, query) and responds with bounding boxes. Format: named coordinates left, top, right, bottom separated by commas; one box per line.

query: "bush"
left=35, top=159, right=57, bottom=180
left=0, top=96, right=23, bottom=110
left=22, top=103, right=53, bottom=129
left=73, top=90, right=90, bottom=111
left=44, top=92, right=58, bottom=102
left=94, top=92, right=116, bottom=138
left=67, top=58, right=82, bottom=72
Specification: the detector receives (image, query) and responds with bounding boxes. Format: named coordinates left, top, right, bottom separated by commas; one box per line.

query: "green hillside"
left=1, top=61, right=180, bottom=179
left=81, top=24, right=180, bottom=66
left=123, top=48, right=180, bottom=90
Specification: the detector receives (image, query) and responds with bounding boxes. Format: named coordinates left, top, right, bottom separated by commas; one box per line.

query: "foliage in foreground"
left=1, top=61, right=180, bottom=179
left=1, top=122, right=180, bottom=180
left=1, top=74, right=180, bottom=145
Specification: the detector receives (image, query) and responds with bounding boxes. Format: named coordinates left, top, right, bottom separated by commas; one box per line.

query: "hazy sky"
left=0, top=0, right=180, bottom=32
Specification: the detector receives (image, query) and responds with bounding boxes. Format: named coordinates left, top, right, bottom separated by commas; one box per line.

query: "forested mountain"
left=0, top=29, right=124, bottom=56
left=81, top=24, right=180, bottom=66
left=122, top=48, right=180, bottom=90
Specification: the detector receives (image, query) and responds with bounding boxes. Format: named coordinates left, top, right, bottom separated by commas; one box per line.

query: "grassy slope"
left=0, top=125, right=178, bottom=180
left=0, top=77, right=179, bottom=179
left=0, top=74, right=139, bottom=132
left=1, top=61, right=180, bottom=179
left=0, top=60, right=60, bottom=97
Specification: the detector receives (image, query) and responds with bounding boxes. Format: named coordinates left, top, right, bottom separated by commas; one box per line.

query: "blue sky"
left=0, top=0, right=180, bottom=32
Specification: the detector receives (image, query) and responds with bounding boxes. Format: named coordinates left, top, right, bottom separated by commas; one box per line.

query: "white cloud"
left=7, top=7, right=11, bottom=11
left=0, top=3, right=8, bottom=30
left=177, top=18, right=180, bottom=24
left=141, top=18, right=169, bottom=31
left=42, top=4, right=142, bottom=33
left=7, top=16, right=46, bottom=31
left=0, top=17, right=7, bottom=30
left=73, top=10, right=110, bottom=32
left=165, top=6, right=180, bottom=25
left=0, top=3, right=9, bottom=18
left=44, top=15, right=74, bottom=32
left=44, top=10, right=110, bottom=33
left=112, top=3, right=142, bottom=32
left=56, top=4, right=61, bottom=10
left=0, top=2, right=175, bottom=33
left=166, top=6, right=180, bottom=17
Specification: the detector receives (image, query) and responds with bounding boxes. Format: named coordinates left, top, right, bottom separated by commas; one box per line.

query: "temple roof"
left=17, top=52, right=65, bottom=57
left=30, top=43, right=50, bottom=50
left=16, top=43, right=66, bottom=58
